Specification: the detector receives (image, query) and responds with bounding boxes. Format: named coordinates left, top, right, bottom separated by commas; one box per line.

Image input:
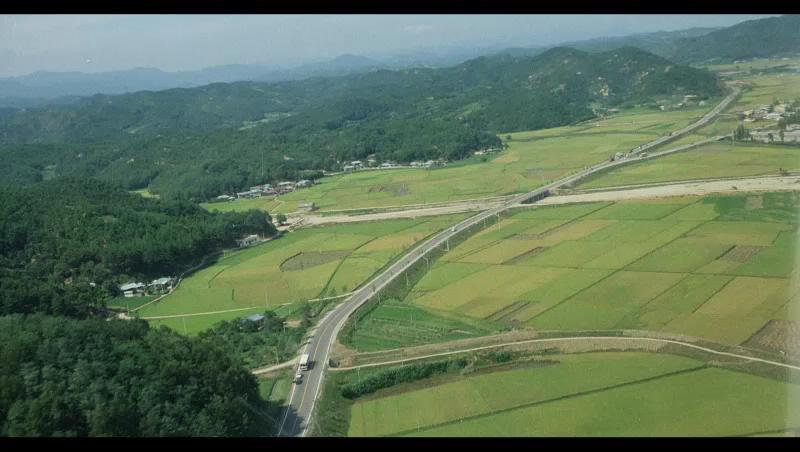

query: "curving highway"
left=275, top=86, right=741, bottom=437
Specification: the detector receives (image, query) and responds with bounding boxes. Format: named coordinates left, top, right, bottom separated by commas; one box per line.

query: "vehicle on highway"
left=299, top=353, right=311, bottom=371
left=293, top=373, right=303, bottom=384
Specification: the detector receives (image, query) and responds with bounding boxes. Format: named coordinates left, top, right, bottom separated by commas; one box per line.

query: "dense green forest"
left=0, top=178, right=276, bottom=317
left=0, top=314, right=272, bottom=436
left=0, top=47, right=722, bottom=201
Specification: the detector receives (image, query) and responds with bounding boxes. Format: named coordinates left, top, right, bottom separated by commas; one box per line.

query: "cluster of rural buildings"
left=343, top=159, right=399, bottom=172
left=473, top=147, right=502, bottom=157
left=215, top=179, right=316, bottom=202
left=738, top=100, right=800, bottom=144
left=342, top=157, right=448, bottom=172
left=118, top=277, right=176, bottom=298
left=741, top=103, right=794, bottom=123
left=657, top=94, right=708, bottom=111
left=749, top=124, right=800, bottom=144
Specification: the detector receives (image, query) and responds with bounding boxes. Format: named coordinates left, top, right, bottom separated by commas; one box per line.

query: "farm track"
left=294, top=174, right=800, bottom=227
left=330, top=334, right=800, bottom=372
left=138, top=292, right=355, bottom=320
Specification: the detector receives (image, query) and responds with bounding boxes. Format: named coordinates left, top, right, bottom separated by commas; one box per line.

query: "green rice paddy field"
left=347, top=351, right=800, bottom=437
left=402, top=192, right=799, bottom=347
left=204, top=107, right=710, bottom=214
left=579, top=141, right=800, bottom=189
left=141, top=214, right=467, bottom=334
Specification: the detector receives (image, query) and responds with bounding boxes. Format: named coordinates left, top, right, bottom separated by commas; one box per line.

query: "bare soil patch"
left=720, top=245, right=765, bottom=262
left=280, top=250, right=350, bottom=272
left=744, top=320, right=800, bottom=358
left=502, top=247, right=548, bottom=264
left=487, top=300, right=530, bottom=322
left=746, top=195, right=764, bottom=210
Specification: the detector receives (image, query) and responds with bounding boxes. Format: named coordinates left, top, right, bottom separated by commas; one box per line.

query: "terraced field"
left=205, top=107, right=711, bottom=214
left=399, top=192, right=799, bottom=350
left=141, top=214, right=468, bottom=334
left=347, top=352, right=800, bottom=436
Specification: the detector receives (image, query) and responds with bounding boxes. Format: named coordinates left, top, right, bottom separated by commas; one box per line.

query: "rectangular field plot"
left=511, top=268, right=614, bottom=322
left=663, top=277, right=789, bottom=344
left=515, top=240, right=619, bottom=268
left=410, top=367, right=800, bottom=437
left=734, top=231, right=798, bottom=278
left=581, top=242, right=664, bottom=269
left=695, top=258, right=745, bottom=275
left=661, top=200, right=720, bottom=222
left=407, top=262, right=489, bottom=300
left=636, top=274, right=733, bottom=330
left=459, top=268, right=573, bottom=319
left=713, top=192, right=800, bottom=224
left=626, top=239, right=732, bottom=273
left=347, top=301, right=497, bottom=352
left=695, top=277, right=787, bottom=318
left=584, top=201, right=687, bottom=221
left=527, top=271, right=686, bottom=330
left=458, top=238, right=549, bottom=265
left=349, top=352, right=701, bottom=437
left=582, top=220, right=679, bottom=243
left=539, top=219, right=616, bottom=242
left=413, top=265, right=569, bottom=317
left=685, top=221, right=792, bottom=246
left=510, top=202, right=611, bottom=221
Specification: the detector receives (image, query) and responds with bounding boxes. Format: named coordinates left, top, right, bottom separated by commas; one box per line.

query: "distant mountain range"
left=0, top=23, right=730, bottom=109
left=1, top=15, right=796, bottom=110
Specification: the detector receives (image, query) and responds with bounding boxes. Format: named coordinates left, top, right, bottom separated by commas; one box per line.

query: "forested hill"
left=671, top=14, right=800, bottom=64
left=0, top=47, right=722, bottom=201
left=0, top=314, right=270, bottom=436
left=0, top=178, right=276, bottom=317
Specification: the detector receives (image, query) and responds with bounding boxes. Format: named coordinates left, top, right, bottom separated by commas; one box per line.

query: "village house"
left=343, top=165, right=356, bottom=172
left=148, top=277, right=175, bottom=294
left=216, top=194, right=235, bottom=202
left=296, top=179, right=313, bottom=188
left=276, top=181, right=296, bottom=194
left=236, top=234, right=260, bottom=248
left=242, top=313, right=266, bottom=330
left=236, top=189, right=262, bottom=199
left=350, top=160, right=363, bottom=168
left=119, top=282, right=146, bottom=298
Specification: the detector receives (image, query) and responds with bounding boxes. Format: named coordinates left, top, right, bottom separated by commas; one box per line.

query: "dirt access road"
left=295, top=175, right=800, bottom=226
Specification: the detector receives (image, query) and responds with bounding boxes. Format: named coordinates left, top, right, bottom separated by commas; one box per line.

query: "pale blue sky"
left=0, top=14, right=777, bottom=77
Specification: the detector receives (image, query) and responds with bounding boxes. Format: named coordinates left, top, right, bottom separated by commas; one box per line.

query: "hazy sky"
left=0, top=14, right=777, bottom=77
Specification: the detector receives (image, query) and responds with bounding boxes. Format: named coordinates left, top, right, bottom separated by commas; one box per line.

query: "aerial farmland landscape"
left=1, top=12, right=800, bottom=438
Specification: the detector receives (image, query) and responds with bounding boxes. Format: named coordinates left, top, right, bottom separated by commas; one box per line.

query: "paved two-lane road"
left=275, top=86, right=741, bottom=437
